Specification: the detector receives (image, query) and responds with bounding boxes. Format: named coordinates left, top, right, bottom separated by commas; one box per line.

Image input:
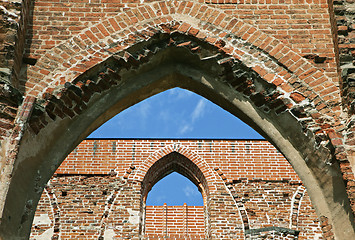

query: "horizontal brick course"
left=30, top=139, right=323, bottom=239
left=57, top=139, right=301, bottom=182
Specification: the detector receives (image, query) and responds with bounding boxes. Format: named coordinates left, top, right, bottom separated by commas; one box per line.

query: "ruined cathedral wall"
left=23, top=0, right=338, bottom=93
left=30, top=139, right=323, bottom=239
left=1, top=0, right=355, bottom=238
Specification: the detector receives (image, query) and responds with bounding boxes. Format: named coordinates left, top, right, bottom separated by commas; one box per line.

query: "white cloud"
left=179, top=123, right=193, bottom=134
left=159, top=109, right=172, bottom=122
left=176, top=99, right=207, bottom=135
left=191, top=99, right=206, bottom=122
left=183, top=185, right=198, bottom=198
left=136, top=100, right=151, bottom=118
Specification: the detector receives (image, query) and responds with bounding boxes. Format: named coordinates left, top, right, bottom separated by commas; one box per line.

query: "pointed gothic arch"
left=132, top=144, right=242, bottom=238
left=133, top=143, right=219, bottom=201
left=139, top=151, right=211, bottom=237
left=0, top=2, right=354, bottom=239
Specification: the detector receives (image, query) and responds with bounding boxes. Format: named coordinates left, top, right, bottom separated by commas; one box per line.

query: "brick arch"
left=23, top=0, right=345, bottom=182
left=140, top=153, right=210, bottom=200
left=23, top=0, right=346, bottom=180
left=139, top=152, right=213, bottom=237
left=25, top=0, right=340, bottom=117
left=132, top=144, right=219, bottom=204
left=1, top=31, right=353, bottom=239
left=0, top=2, right=354, bottom=239
left=132, top=145, right=244, bottom=238
left=132, top=144, right=218, bottom=190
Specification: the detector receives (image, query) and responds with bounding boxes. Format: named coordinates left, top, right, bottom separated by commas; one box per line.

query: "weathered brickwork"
left=1, top=0, right=355, bottom=239
left=0, top=0, right=31, bottom=87
left=22, top=0, right=339, bottom=88
left=30, top=139, right=323, bottom=239
left=332, top=0, right=355, bottom=114
left=144, top=205, right=205, bottom=239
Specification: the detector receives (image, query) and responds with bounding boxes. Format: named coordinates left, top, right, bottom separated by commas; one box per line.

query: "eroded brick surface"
left=30, top=139, right=323, bottom=239
left=1, top=0, right=355, bottom=239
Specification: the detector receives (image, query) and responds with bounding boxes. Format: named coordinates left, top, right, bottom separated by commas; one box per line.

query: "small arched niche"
left=140, top=152, right=210, bottom=239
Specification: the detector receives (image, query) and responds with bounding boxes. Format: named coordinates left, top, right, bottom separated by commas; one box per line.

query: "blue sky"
left=89, top=88, right=263, bottom=139
left=146, top=172, right=204, bottom=206
left=89, top=88, right=263, bottom=205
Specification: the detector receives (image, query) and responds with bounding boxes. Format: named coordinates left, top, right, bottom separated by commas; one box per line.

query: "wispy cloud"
left=114, top=100, right=151, bottom=131
left=183, top=185, right=199, bottom=198
left=191, top=99, right=206, bottom=122
left=136, top=100, right=151, bottom=118
left=176, top=99, right=207, bottom=135
left=179, top=123, right=193, bottom=134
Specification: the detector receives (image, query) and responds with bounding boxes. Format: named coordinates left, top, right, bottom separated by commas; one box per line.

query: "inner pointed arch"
left=141, top=152, right=209, bottom=205
left=146, top=172, right=204, bottom=206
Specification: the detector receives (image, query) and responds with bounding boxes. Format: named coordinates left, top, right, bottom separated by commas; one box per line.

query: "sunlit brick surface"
left=30, top=139, right=323, bottom=239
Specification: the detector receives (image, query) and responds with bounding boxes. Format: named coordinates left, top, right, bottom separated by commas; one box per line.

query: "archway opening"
left=145, top=172, right=205, bottom=239
left=5, top=31, right=353, bottom=239
left=30, top=88, right=250, bottom=240
left=88, top=87, right=263, bottom=139
left=146, top=172, right=203, bottom=206
left=144, top=169, right=206, bottom=239
left=27, top=88, right=332, bottom=239
left=140, top=151, right=210, bottom=239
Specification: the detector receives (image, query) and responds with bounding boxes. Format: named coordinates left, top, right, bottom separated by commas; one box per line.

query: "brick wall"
left=2, top=0, right=355, bottom=238
left=145, top=204, right=205, bottom=239
left=30, top=139, right=324, bottom=239
left=332, top=0, right=355, bottom=114
left=0, top=0, right=31, bottom=88
left=23, top=0, right=340, bottom=96
left=56, top=139, right=301, bottom=182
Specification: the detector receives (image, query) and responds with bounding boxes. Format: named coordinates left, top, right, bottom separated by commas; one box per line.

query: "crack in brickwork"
left=98, top=180, right=122, bottom=239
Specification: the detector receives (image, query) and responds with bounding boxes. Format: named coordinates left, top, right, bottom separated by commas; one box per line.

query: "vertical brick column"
left=164, top=203, right=168, bottom=238
left=183, top=203, right=188, bottom=237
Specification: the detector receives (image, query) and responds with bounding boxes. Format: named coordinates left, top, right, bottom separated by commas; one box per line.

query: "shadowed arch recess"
left=0, top=4, right=354, bottom=239
left=145, top=172, right=204, bottom=206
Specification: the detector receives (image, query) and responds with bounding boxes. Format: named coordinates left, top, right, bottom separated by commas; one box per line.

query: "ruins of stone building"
left=30, top=139, right=323, bottom=239
left=1, top=0, right=355, bottom=239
